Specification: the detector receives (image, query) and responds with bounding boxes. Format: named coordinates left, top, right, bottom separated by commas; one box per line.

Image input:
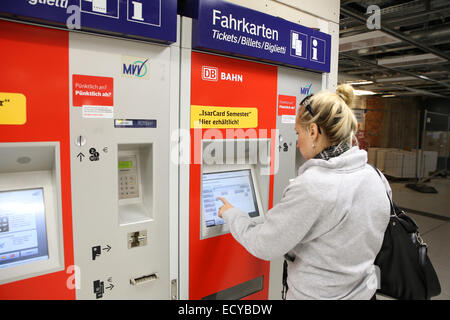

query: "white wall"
left=226, top=0, right=340, bottom=26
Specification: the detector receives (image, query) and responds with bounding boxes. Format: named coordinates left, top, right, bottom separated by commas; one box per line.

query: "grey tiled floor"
left=390, top=178, right=450, bottom=218
left=380, top=178, right=450, bottom=300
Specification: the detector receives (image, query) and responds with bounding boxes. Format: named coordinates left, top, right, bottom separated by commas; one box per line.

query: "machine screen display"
left=0, top=189, right=49, bottom=268
left=118, top=161, right=133, bottom=169
left=202, top=170, right=260, bottom=228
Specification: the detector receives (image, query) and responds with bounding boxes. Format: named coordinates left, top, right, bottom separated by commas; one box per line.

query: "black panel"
left=202, top=276, right=264, bottom=300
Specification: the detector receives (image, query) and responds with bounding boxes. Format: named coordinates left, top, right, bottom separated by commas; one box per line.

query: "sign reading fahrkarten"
left=191, top=0, right=331, bottom=73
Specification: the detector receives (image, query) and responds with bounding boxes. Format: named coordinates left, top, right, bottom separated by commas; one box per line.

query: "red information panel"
left=189, top=52, right=278, bottom=300
left=72, top=75, right=114, bottom=107
left=278, top=95, right=297, bottom=116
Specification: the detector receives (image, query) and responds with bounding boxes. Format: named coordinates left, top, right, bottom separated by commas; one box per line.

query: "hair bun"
left=336, top=84, right=355, bottom=106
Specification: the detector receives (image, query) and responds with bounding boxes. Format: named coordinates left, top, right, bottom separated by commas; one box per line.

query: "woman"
left=218, top=84, right=391, bottom=300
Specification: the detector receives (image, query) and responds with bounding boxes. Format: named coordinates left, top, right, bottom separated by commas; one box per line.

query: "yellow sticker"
left=191, top=105, right=258, bottom=129
left=0, top=93, right=27, bottom=125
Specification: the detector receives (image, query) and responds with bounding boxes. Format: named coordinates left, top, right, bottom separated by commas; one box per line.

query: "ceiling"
left=339, top=0, right=450, bottom=98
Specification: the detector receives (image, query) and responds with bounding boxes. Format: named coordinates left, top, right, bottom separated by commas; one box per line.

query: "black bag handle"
left=368, top=164, right=420, bottom=232
left=368, top=164, right=396, bottom=217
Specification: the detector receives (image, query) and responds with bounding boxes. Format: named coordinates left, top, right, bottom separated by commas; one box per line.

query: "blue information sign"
left=0, top=0, right=177, bottom=44
left=190, top=0, right=331, bottom=73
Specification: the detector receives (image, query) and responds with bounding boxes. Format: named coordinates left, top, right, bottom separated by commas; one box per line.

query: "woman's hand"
left=218, top=197, right=234, bottom=218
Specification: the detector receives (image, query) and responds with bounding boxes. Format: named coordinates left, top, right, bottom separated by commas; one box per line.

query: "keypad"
left=119, top=174, right=139, bottom=199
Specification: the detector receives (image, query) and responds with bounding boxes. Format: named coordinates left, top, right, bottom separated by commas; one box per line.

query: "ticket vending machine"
left=178, top=0, right=332, bottom=300
left=68, top=30, right=180, bottom=299
left=0, top=0, right=179, bottom=300
left=181, top=50, right=278, bottom=300
left=0, top=21, right=75, bottom=299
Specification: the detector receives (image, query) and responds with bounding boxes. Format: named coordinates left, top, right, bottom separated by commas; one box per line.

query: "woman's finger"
left=217, top=197, right=229, bottom=205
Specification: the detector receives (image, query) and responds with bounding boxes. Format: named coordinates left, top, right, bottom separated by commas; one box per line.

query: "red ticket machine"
left=181, top=51, right=279, bottom=300
left=0, top=21, right=75, bottom=300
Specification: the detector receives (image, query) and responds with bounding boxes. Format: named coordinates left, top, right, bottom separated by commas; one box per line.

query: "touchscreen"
left=202, top=169, right=260, bottom=228
left=0, top=189, right=49, bottom=268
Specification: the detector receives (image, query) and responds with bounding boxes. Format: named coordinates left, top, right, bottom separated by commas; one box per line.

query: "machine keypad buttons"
left=119, top=174, right=138, bottom=198
left=118, top=154, right=139, bottom=200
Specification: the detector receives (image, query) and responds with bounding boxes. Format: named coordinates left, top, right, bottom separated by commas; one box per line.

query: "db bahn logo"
left=122, top=56, right=149, bottom=79
left=201, top=66, right=244, bottom=83
left=202, top=66, right=219, bottom=82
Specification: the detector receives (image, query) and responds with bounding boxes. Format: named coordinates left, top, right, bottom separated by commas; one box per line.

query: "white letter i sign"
left=131, top=1, right=144, bottom=21
left=312, top=39, right=318, bottom=61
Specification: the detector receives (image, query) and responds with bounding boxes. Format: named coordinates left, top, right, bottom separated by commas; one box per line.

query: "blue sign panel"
left=191, top=0, right=331, bottom=73
left=0, top=0, right=177, bottom=44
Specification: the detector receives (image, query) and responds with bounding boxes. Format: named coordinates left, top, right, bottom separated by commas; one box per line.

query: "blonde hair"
left=297, top=84, right=358, bottom=146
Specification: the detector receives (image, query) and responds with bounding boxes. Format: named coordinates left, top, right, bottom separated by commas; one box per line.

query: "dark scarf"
left=314, top=140, right=351, bottom=161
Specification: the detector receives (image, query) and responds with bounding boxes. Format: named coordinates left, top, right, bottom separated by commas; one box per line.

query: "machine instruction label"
left=278, top=95, right=297, bottom=124
left=278, top=95, right=297, bottom=116
left=82, top=105, right=113, bottom=118
left=281, top=115, right=296, bottom=124
left=73, top=75, right=114, bottom=107
left=0, top=92, right=26, bottom=125
left=190, top=105, right=258, bottom=129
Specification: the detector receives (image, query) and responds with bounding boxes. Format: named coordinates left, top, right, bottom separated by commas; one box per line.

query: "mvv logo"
left=300, top=84, right=312, bottom=95
left=122, top=56, right=150, bottom=79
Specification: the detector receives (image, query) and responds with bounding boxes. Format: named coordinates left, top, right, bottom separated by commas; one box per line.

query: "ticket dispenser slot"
left=127, top=230, right=147, bottom=249
left=202, top=276, right=264, bottom=300
left=117, top=144, right=153, bottom=225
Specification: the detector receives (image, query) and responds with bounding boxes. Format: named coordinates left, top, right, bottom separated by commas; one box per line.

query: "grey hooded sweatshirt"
left=222, top=147, right=391, bottom=300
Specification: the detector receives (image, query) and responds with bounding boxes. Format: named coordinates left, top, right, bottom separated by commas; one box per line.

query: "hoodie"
left=222, top=147, right=391, bottom=300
